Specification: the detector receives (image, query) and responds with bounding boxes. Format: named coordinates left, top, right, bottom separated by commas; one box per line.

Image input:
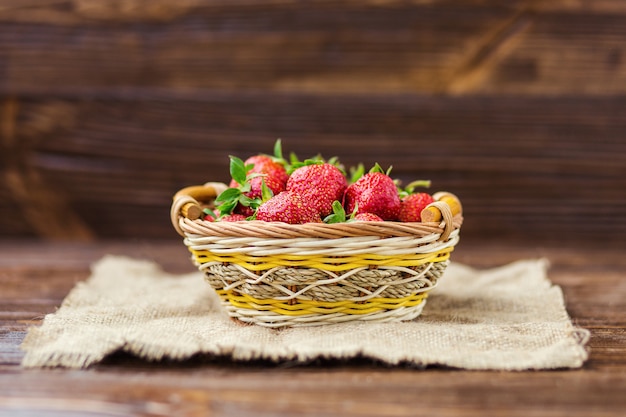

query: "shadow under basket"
left=171, top=183, right=463, bottom=328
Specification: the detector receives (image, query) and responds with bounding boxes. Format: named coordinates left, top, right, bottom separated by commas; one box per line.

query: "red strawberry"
left=216, top=140, right=289, bottom=218
left=353, top=213, right=384, bottom=222
left=233, top=204, right=255, bottom=217
left=244, top=155, right=289, bottom=186
left=235, top=174, right=286, bottom=200
left=398, top=193, right=435, bottom=222
left=344, top=171, right=401, bottom=221
left=228, top=178, right=283, bottom=217
left=230, top=176, right=286, bottom=217
left=228, top=158, right=287, bottom=216
left=256, top=191, right=322, bottom=224
left=287, top=163, right=347, bottom=217
left=398, top=193, right=434, bottom=222
left=219, top=213, right=248, bottom=222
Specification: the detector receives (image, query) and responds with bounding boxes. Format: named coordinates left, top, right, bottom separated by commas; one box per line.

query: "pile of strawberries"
left=205, top=141, right=436, bottom=225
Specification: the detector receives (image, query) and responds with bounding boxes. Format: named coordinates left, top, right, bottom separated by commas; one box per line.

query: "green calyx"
left=349, top=163, right=365, bottom=184
left=287, top=156, right=323, bottom=174
left=323, top=201, right=358, bottom=224
left=369, top=162, right=393, bottom=176
left=214, top=188, right=251, bottom=216
left=269, top=138, right=291, bottom=171
left=229, top=156, right=251, bottom=187
left=348, top=162, right=392, bottom=184
left=273, top=139, right=284, bottom=161
left=214, top=155, right=274, bottom=216
left=286, top=154, right=346, bottom=175
left=323, top=201, right=346, bottom=224
left=214, top=186, right=266, bottom=217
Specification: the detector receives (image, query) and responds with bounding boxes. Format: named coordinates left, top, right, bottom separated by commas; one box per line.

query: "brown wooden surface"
left=1, top=240, right=625, bottom=417
left=1, top=1, right=626, bottom=245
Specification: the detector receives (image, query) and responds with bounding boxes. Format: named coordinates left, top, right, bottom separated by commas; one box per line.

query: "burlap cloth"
left=21, top=255, right=589, bottom=370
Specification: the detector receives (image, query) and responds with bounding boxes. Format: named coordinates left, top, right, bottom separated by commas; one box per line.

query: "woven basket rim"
left=177, top=215, right=462, bottom=239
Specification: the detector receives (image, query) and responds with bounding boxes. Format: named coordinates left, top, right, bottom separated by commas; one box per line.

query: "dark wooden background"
left=1, top=0, right=625, bottom=245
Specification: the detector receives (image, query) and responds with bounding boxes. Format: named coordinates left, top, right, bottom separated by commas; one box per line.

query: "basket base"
left=200, top=259, right=449, bottom=328
left=218, top=296, right=428, bottom=328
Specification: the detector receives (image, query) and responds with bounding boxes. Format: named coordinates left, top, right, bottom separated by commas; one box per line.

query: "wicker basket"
left=171, top=182, right=463, bottom=328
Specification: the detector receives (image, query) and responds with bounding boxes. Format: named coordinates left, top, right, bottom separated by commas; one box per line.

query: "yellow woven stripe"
left=216, top=290, right=428, bottom=316
left=192, top=247, right=452, bottom=271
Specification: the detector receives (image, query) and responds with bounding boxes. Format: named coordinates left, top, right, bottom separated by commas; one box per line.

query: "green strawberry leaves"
left=287, top=156, right=323, bottom=174
left=323, top=201, right=347, bottom=224
left=229, top=156, right=251, bottom=187
left=214, top=155, right=273, bottom=216
left=348, top=162, right=393, bottom=185
left=323, top=201, right=359, bottom=224
left=270, top=138, right=290, bottom=171
left=369, top=163, right=393, bottom=176
left=273, top=139, right=284, bottom=161
left=260, top=178, right=273, bottom=202
left=215, top=186, right=265, bottom=217
left=349, top=163, right=365, bottom=184
left=214, top=188, right=243, bottom=216
left=202, top=208, right=217, bottom=220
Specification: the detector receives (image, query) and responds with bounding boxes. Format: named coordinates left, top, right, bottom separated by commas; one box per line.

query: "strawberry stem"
left=405, top=180, right=432, bottom=192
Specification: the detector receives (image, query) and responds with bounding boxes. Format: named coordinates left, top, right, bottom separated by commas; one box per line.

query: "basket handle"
left=421, top=192, right=462, bottom=241
left=170, top=182, right=228, bottom=236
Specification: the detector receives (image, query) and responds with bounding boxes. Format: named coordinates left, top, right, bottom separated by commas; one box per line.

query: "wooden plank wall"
left=0, top=0, right=624, bottom=245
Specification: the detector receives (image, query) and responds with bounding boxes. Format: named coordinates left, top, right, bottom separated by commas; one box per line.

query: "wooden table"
left=1, top=239, right=625, bottom=417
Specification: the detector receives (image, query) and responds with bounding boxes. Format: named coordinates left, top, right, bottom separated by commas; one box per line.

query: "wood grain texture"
left=1, top=241, right=625, bottom=417
left=2, top=95, right=624, bottom=242
left=0, top=1, right=624, bottom=95
left=0, top=2, right=520, bottom=94
left=0, top=1, right=625, bottom=243
left=475, top=12, right=626, bottom=94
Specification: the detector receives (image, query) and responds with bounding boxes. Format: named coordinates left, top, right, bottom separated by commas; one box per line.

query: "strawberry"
left=244, top=155, right=289, bottom=186
left=344, top=165, right=401, bottom=221
left=221, top=141, right=289, bottom=217
left=398, top=193, right=434, bottom=222
left=353, top=213, right=384, bottom=222
left=233, top=204, right=255, bottom=218
left=229, top=174, right=286, bottom=203
left=287, top=163, right=347, bottom=217
left=227, top=153, right=288, bottom=198
left=218, top=213, right=248, bottom=222
left=229, top=174, right=285, bottom=217
left=203, top=209, right=247, bottom=222
left=256, top=191, right=322, bottom=224
left=215, top=155, right=278, bottom=218
left=238, top=140, right=290, bottom=187
left=203, top=207, right=219, bottom=221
